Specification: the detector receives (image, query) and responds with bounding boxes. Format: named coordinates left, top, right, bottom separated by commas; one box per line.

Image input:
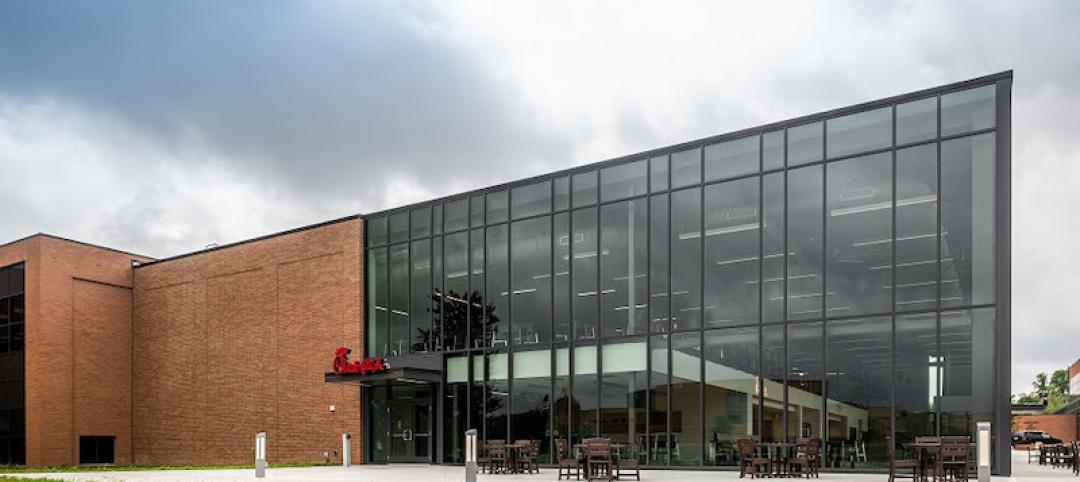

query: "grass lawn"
left=0, top=478, right=68, bottom=482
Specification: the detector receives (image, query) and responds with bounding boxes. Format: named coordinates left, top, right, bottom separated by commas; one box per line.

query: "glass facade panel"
left=410, top=240, right=432, bottom=352
left=487, top=190, right=509, bottom=224
left=573, top=171, right=598, bottom=208
left=670, top=147, right=701, bottom=188
left=572, top=208, right=599, bottom=340
left=554, top=347, right=571, bottom=445
left=788, top=122, right=823, bottom=166
left=762, top=173, right=784, bottom=322
left=704, top=135, right=758, bottom=182
left=940, top=133, right=995, bottom=308
left=487, top=353, right=510, bottom=441
left=445, top=199, right=468, bottom=233
left=826, top=317, right=891, bottom=468
left=826, top=107, right=892, bottom=158
left=895, top=313, right=937, bottom=443
left=444, top=232, right=468, bottom=350
left=512, top=180, right=551, bottom=220
left=470, top=195, right=484, bottom=227
left=554, top=213, right=571, bottom=341
left=554, top=176, right=570, bottom=211
left=762, top=324, right=784, bottom=442
left=574, top=344, right=599, bottom=441
left=897, top=97, right=937, bottom=145
left=649, top=195, right=670, bottom=333
left=431, top=237, right=443, bottom=350
left=600, top=160, right=647, bottom=202
left=369, top=216, right=388, bottom=246
left=787, top=322, right=823, bottom=442
left=389, top=212, right=409, bottom=244
left=601, top=339, right=647, bottom=463
left=432, top=204, right=443, bottom=235
left=0, top=264, right=25, bottom=466
left=600, top=199, right=648, bottom=337
left=670, top=332, right=701, bottom=465
left=511, top=217, right=552, bottom=345
left=826, top=152, right=892, bottom=316
left=367, top=248, right=388, bottom=356
left=471, top=229, right=486, bottom=349
left=512, top=349, right=552, bottom=461
left=787, top=166, right=823, bottom=320
left=941, top=85, right=995, bottom=137
left=896, top=144, right=939, bottom=311
left=389, top=244, right=409, bottom=355
left=704, top=327, right=757, bottom=466
left=940, top=308, right=995, bottom=436
left=486, top=226, right=509, bottom=348
left=649, top=335, right=669, bottom=465
left=670, top=188, right=701, bottom=331
left=763, top=130, right=784, bottom=171
left=411, top=207, right=430, bottom=239
left=704, top=177, right=759, bottom=327
left=650, top=155, right=669, bottom=192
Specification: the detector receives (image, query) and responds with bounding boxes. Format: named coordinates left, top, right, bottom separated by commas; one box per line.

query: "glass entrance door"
left=388, top=384, right=433, bottom=463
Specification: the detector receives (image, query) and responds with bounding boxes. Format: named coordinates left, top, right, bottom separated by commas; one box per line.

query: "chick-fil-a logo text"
left=332, top=347, right=388, bottom=375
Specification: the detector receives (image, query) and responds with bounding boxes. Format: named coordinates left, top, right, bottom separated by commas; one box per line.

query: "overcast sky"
left=0, top=0, right=1076, bottom=393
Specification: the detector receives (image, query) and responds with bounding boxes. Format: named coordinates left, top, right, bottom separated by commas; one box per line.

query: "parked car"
left=1012, top=430, right=1062, bottom=446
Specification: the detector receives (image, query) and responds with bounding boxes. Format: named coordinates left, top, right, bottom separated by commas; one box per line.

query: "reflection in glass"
left=704, top=177, right=759, bottom=327
left=433, top=204, right=443, bottom=235
left=940, top=308, right=995, bottom=436
left=650, top=155, right=669, bottom=192
left=600, top=200, right=648, bottom=337
left=512, top=217, right=552, bottom=345
left=389, top=244, right=409, bottom=355
left=649, top=195, right=670, bottom=333
left=554, top=213, right=571, bottom=341
left=704, top=327, right=757, bottom=466
left=671, top=188, right=701, bottom=330
left=650, top=335, right=669, bottom=465
left=826, top=317, right=891, bottom=467
left=411, top=207, right=431, bottom=239
left=573, top=171, right=599, bottom=208
left=941, top=134, right=995, bottom=308
left=896, top=144, right=939, bottom=312
left=763, top=130, right=784, bottom=171
left=788, top=122, right=823, bottom=166
left=471, top=229, right=486, bottom=348
left=827, top=107, right=892, bottom=158
left=897, top=97, right=937, bottom=145
left=512, top=349, right=553, bottom=462
left=445, top=199, right=469, bottom=233
left=787, top=322, right=823, bottom=442
left=487, top=353, right=509, bottom=441
left=763, top=325, right=784, bottom=442
left=554, top=176, right=570, bottom=211
left=826, top=152, right=892, bottom=316
left=762, top=173, right=784, bottom=322
left=704, top=135, right=758, bottom=182
left=487, top=190, right=509, bottom=224
left=367, top=248, right=388, bottom=356
left=670, top=332, right=701, bottom=465
left=411, top=240, right=432, bottom=352
left=671, top=147, right=701, bottom=188
left=601, top=340, right=647, bottom=463
left=470, top=195, right=484, bottom=227
left=601, top=160, right=647, bottom=202
left=787, top=166, right=823, bottom=320
left=512, top=180, right=552, bottom=220
left=444, top=373, right=468, bottom=463
left=895, top=313, right=937, bottom=443
left=574, top=344, right=599, bottom=442
left=554, top=348, right=571, bottom=446
left=486, top=226, right=508, bottom=348
left=941, top=86, right=995, bottom=137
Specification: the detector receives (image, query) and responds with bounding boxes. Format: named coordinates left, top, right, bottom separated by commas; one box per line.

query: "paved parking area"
left=1, top=451, right=1064, bottom=482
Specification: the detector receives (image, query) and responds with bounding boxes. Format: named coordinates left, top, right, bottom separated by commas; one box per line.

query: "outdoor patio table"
left=755, top=442, right=801, bottom=477
left=903, top=442, right=976, bottom=481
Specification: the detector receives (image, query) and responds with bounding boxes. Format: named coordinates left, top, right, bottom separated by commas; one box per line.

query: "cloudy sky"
left=0, top=0, right=1077, bottom=393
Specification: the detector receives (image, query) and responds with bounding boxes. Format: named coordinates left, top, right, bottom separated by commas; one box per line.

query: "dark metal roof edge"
left=134, top=214, right=362, bottom=268
left=0, top=232, right=154, bottom=260
left=364, top=70, right=1013, bottom=218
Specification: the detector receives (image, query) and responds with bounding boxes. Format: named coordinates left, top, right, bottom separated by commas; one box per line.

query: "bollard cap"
left=465, top=429, right=478, bottom=436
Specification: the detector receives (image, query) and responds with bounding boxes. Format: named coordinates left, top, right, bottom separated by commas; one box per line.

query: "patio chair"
left=934, top=440, right=970, bottom=482
left=585, top=438, right=613, bottom=481
left=886, top=436, right=919, bottom=482
left=515, top=439, right=540, bottom=474
left=787, top=437, right=821, bottom=478
left=556, top=438, right=581, bottom=481
left=737, top=438, right=770, bottom=479
left=487, top=440, right=509, bottom=475
left=615, top=446, right=641, bottom=481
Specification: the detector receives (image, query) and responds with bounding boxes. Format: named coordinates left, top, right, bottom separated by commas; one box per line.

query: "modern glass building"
left=360, top=72, right=1012, bottom=472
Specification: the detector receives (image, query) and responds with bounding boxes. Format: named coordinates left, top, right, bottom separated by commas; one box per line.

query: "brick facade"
left=0, top=235, right=149, bottom=466
left=131, top=218, right=363, bottom=466
left=1013, top=414, right=1078, bottom=443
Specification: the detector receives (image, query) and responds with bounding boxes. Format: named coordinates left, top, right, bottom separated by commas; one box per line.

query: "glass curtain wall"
left=363, top=80, right=1003, bottom=469
left=0, top=263, right=24, bottom=465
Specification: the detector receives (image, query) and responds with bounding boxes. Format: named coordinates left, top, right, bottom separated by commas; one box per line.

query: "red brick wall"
left=1013, top=414, right=1078, bottom=443
left=131, top=218, right=363, bottom=466
left=0, top=235, right=146, bottom=466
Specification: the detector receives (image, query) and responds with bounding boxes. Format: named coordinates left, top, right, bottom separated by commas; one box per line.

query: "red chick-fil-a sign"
left=332, top=347, right=388, bottom=375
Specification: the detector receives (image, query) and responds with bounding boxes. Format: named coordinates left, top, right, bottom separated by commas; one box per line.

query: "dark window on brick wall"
left=79, top=436, right=115, bottom=464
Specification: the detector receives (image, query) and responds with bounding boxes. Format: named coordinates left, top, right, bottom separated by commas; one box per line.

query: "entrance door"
left=388, top=387, right=433, bottom=463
